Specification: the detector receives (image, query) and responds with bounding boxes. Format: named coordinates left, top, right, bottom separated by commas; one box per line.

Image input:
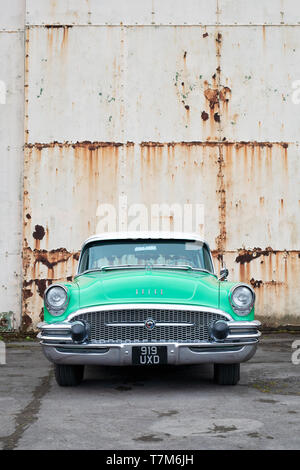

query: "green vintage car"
left=38, top=232, right=261, bottom=386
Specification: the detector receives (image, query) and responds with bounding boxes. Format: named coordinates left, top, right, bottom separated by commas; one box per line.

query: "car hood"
left=73, top=269, right=220, bottom=310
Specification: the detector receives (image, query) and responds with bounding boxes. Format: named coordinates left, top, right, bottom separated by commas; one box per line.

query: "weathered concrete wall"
left=1, top=0, right=300, bottom=329
left=0, top=0, right=25, bottom=330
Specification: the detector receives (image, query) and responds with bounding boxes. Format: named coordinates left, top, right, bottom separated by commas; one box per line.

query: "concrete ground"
left=0, top=334, right=299, bottom=450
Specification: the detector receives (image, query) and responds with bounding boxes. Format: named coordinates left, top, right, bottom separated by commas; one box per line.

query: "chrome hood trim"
left=66, top=304, right=234, bottom=322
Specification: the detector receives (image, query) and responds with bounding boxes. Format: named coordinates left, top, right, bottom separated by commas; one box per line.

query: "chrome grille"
left=71, top=308, right=228, bottom=344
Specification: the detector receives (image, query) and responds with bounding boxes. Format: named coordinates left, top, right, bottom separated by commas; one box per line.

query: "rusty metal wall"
left=2, top=0, right=299, bottom=328
left=0, top=0, right=25, bottom=330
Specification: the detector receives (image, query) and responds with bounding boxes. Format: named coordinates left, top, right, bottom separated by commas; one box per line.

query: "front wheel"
left=54, top=364, right=84, bottom=386
left=214, top=363, right=240, bottom=385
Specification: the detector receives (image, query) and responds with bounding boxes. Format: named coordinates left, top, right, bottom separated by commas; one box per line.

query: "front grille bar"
left=70, top=306, right=230, bottom=344
left=105, top=322, right=195, bottom=327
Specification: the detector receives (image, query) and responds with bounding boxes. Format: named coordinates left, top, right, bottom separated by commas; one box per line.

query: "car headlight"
left=229, top=285, right=255, bottom=316
left=44, top=285, right=69, bottom=316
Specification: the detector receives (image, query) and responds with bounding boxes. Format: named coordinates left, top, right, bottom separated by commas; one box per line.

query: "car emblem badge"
left=145, top=318, right=156, bottom=330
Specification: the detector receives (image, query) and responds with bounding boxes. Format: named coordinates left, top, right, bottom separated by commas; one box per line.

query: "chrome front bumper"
left=37, top=319, right=261, bottom=366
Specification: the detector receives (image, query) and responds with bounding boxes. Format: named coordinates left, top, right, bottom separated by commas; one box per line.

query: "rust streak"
left=215, top=145, right=226, bottom=253
left=24, top=141, right=290, bottom=149
left=25, top=141, right=124, bottom=150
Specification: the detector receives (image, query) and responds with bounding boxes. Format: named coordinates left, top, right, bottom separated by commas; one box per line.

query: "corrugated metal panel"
left=215, top=251, right=300, bottom=327
left=26, top=26, right=125, bottom=143
left=26, top=26, right=224, bottom=143
left=0, top=28, right=24, bottom=329
left=0, top=0, right=25, bottom=30
left=23, top=143, right=219, bottom=251
left=26, top=0, right=217, bottom=26
left=26, top=25, right=300, bottom=143
left=23, top=143, right=299, bottom=252
left=218, top=0, right=300, bottom=25
left=125, top=27, right=220, bottom=142
left=220, top=26, right=300, bottom=141
left=223, top=142, right=299, bottom=250
left=25, top=0, right=300, bottom=26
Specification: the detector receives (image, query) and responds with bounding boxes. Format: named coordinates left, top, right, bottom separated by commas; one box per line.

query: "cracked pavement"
left=0, top=334, right=299, bottom=450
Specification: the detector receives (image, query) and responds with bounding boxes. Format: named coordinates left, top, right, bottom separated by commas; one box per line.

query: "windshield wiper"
left=75, top=268, right=106, bottom=276
left=76, top=265, right=145, bottom=276
left=100, top=264, right=197, bottom=271
left=149, top=265, right=217, bottom=278
left=77, top=264, right=215, bottom=275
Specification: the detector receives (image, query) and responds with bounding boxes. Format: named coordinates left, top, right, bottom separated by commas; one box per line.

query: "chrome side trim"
left=38, top=322, right=72, bottom=330
left=227, top=332, right=261, bottom=340
left=228, top=320, right=261, bottom=328
left=37, top=335, right=73, bottom=343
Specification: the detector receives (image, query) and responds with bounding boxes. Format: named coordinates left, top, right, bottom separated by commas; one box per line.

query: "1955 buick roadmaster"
left=38, top=232, right=261, bottom=386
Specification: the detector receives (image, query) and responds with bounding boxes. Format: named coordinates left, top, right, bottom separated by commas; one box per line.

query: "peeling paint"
left=22, top=246, right=80, bottom=329
left=219, top=86, right=231, bottom=102
left=204, top=88, right=219, bottom=109
left=32, top=225, right=45, bottom=241
left=250, top=278, right=263, bottom=288
left=236, top=247, right=275, bottom=264
left=214, top=112, right=221, bottom=123
left=23, top=247, right=80, bottom=273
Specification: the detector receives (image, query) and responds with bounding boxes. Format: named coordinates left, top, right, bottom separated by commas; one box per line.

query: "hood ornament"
left=144, top=318, right=156, bottom=330
left=145, top=262, right=153, bottom=272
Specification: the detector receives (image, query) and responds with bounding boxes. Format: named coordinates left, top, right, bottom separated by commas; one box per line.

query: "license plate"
left=132, top=346, right=168, bottom=365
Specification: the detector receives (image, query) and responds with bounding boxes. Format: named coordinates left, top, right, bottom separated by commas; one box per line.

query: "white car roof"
left=82, top=232, right=209, bottom=249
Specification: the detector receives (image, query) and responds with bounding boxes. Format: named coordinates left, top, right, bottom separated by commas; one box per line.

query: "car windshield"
left=78, top=239, right=214, bottom=274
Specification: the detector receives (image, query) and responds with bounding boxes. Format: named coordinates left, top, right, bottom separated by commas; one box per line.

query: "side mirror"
left=219, top=267, right=229, bottom=281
